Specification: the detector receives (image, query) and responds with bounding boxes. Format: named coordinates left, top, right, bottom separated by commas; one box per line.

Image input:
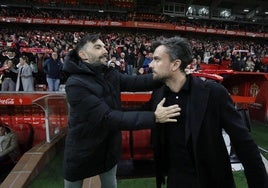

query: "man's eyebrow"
left=153, top=56, right=160, bottom=60
left=93, top=43, right=104, bottom=48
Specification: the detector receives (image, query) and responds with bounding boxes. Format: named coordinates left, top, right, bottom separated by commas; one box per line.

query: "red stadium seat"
left=12, top=123, right=34, bottom=153
left=132, top=129, right=153, bottom=160
left=121, top=131, right=131, bottom=160
left=33, top=124, right=46, bottom=145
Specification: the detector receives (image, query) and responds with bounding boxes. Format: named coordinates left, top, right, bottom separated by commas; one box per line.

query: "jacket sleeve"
left=103, top=108, right=155, bottom=130
left=0, top=133, right=18, bottom=157
left=72, top=92, right=156, bottom=131
left=219, top=86, right=268, bottom=188
left=119, top=73, right=161, bottom=92
left=66, top=78, right=156, bottom=132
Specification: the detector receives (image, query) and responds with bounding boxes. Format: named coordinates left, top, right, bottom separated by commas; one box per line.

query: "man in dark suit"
left=146, top=36, right=268, bottom=188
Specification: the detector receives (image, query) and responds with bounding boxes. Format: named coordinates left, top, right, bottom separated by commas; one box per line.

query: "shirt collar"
left=164, top=75, right=191, bottom=94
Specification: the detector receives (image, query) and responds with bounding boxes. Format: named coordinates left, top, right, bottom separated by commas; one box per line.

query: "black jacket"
left=62, top=50, right=158, bottom=181
left=146, top=76, right=268, bottom=188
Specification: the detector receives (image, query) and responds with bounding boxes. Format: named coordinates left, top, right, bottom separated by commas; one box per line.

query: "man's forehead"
left=154, top=46, right=168, bottom=56
left=93, top=39, right=105, bottom=45
left=86, top=40, right=104, bottom=48
left=155, top=45, right=166, bottom=51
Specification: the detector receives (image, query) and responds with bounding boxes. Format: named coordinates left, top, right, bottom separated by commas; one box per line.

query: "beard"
left=152, top=71, right=168, bottom=83
left=91, top=54, right=108, bottom=67
left=99, top=54, right=108, bottom=65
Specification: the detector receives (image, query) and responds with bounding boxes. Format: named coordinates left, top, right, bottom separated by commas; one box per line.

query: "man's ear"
left=78, top=50, right=86, bottom=60
left=172, top=59, right=181, bottom=71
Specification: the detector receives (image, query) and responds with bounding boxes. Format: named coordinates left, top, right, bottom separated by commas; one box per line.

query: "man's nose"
left=103, top=48, right=108, bottom=53
left=149, top=61, right=154, bottom=68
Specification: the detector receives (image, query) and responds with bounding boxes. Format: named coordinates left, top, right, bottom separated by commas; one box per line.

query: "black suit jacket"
left=146, top=75, right=268, bottom=188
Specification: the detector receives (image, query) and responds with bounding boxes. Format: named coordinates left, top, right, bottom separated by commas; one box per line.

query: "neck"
left=166, top=73, right=187, bottom=93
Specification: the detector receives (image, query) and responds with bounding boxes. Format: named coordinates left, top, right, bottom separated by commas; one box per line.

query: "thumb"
left=158, top=98, right=166, bottom=107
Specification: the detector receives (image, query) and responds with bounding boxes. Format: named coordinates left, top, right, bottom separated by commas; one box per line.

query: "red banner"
left=174, top=25, right=186, bottom=31
left=0, top=96, right=32, bottom=105
left=196, top=28, right=206, bottom=33
left=236, top=31, right=246, bottom=36
left=216, top=29, right=226, bottom=35
left=206, top=28, right=216, bottom=33
left=20, top=47, right=53, bottom=54
left=185, top=26, right=196, bottom=32
left=0, top=16, right=267, bottom=38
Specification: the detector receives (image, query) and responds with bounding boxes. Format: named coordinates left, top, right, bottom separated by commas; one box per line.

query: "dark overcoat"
left=147, top=76, right=268, bottom=188
left=62, top=50, right=157, bottom=181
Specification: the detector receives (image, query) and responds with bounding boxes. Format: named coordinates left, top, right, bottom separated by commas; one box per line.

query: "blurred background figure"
left=118, top=52, right=127, bottom=74
left=0, top=123, right=20, bottom=182
left=185, top=58, right=200, bottom=74
left=142, top=51, right=153, bottom=74
left=125, top=48, right=136, bottom=75
left=43, top=52, right=63, bottom=91
left=107, top=55, right=121, bottom=71
left=1, top=59, right=18, bottom=91
left=16, top=55, right=34, bottom=92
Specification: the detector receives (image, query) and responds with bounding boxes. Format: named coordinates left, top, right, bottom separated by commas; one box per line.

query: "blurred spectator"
left=2, top=48, right=19, bottom=66
left=208, top=54, right=216, bottom=64
left=203, top=52, right=211, bottom=64
left=118, top=52, right=127, bottom=74
left=107, top=55, right=121, bottom=71
left=0, top=123, right=20, bottom=182
left=213, top=51, right=222, bottom=65
left=27, top=52, right=39, bottom=85
left=232, top=55, right=245, bottom=71
left=185, top=58, right=200, bottom=74
left=125, top=48, right=136, bottom=75
left=137, top=49, right=147, bottom=71
left=0, top=124, right=20, bottom=162
left=142, top=51, right=153, bottom=74
left=16, top=55, right=34, bottom=91
left=253, top=56, right=264, bottom=72
left=43, top=52, right=63, bottom=91
left=1, top=59, right=17, bottom=91
left=245, top=56, right=255, bottom=72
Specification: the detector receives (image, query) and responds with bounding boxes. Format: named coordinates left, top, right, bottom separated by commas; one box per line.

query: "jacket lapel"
left=186, top=77, right=210, bottom=147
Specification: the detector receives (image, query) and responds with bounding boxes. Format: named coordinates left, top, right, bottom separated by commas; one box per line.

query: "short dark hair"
left=75, top=34, right=100, bottom=53
left=152, top=36, right=193, bottom=72
left=20, top=55, right=29, bottom=62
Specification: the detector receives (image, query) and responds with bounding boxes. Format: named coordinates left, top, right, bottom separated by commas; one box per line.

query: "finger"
left=158, top=118, right=178, bottom=123
left=166, top=118, right=178, bottom=122
left=167, top=112, right=181, bottom=118
left=164, top=104, right=179, bottom=111
left=165, top=107, right=181, bottom=114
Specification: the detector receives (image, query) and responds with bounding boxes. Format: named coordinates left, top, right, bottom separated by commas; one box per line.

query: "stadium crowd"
left=0, top=6, right=267, bottom=91
left=0, top=7, right=267, bottom=32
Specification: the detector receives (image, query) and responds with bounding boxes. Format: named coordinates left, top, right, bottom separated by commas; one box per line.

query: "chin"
left=153, top=75, right=164, bottom=82
left=152, top=74, right=158, bottom=80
